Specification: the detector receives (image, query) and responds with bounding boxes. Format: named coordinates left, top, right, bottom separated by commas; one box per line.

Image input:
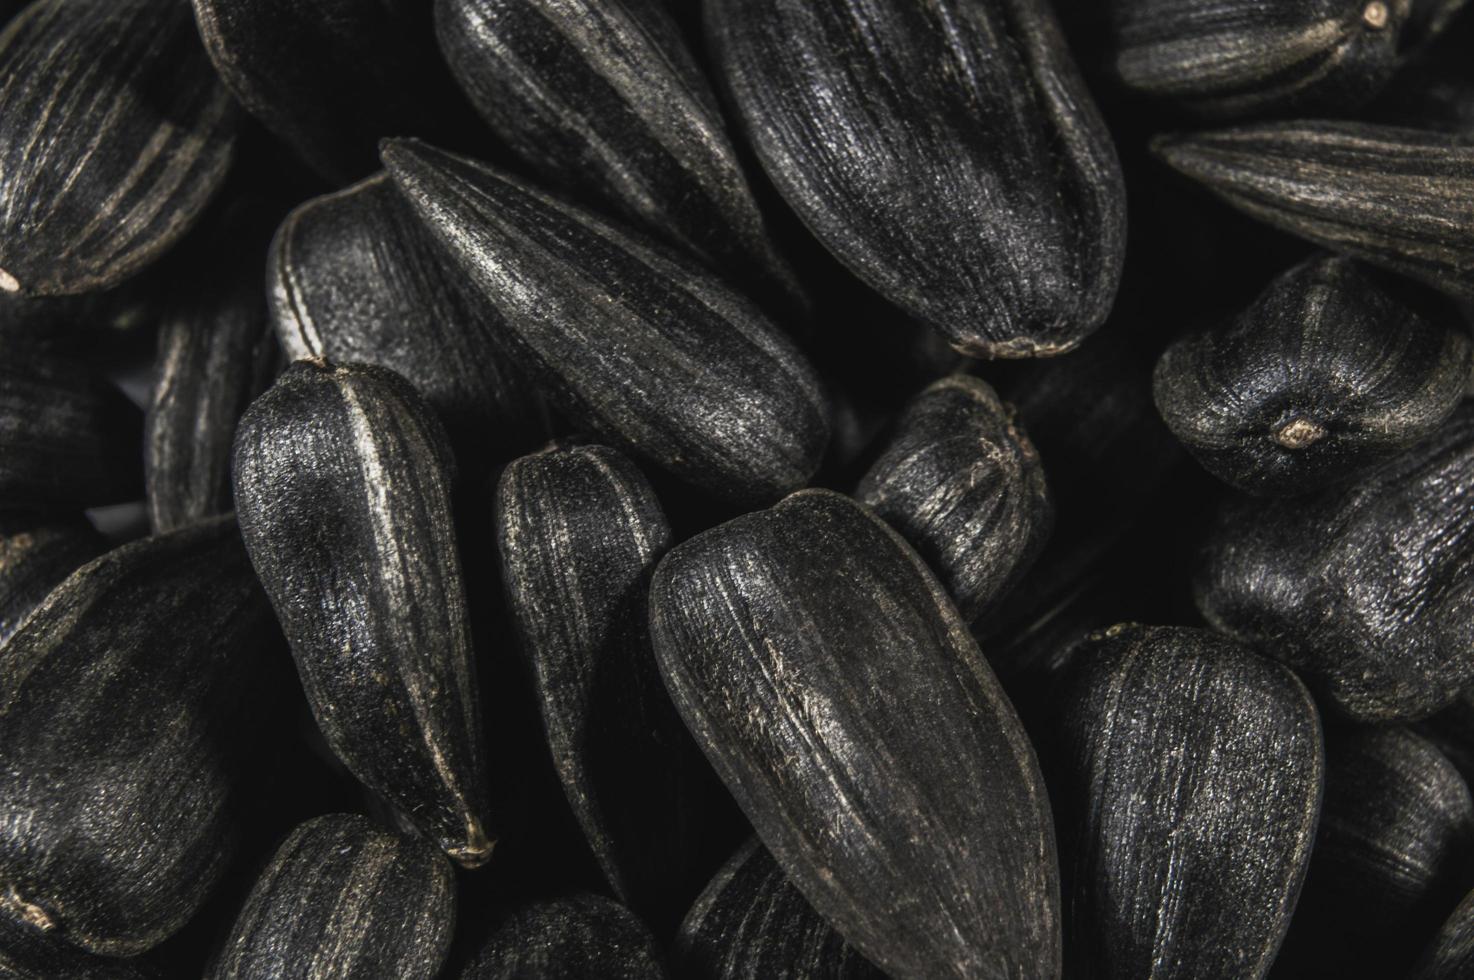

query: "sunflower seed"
left=268, top=173, right=546, bottom=463
left=457, top=894, right=667, bottom=979
left=0, top=516, right=272, bottom=956
left=0, top=0, right=236, bottom=296
left=1154, top=121, right=1474, bottom=299
left=650, top=488, right=1060, bottom=980
left=381, top=139, right=829, bottom=503
left=1421, top=692, right=1474, bottom=787
left=0, top=512, right=103, bottom=646
left=433, top=0, right=799, bottom=304
left=1411, top=887, right=1474, bottom=980
left=0, top=917, right=154, bottom=980
left=706, top=0, right=1125, bottom=358
left=675, top=838, right=883, bottom=980
left=856, top=374, right=1051, bottom=623
left=232, top=360, right=495, bottom=868
left=1196, top=403, right=1474, bottom=722
left=1057, top=624, right=1322, bottom=980
left=207, top=813, right=456, bottom=980
left=1153, top=254, right=1472, bottom=495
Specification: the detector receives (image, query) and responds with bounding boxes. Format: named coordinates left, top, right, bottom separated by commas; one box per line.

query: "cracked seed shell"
left=0, top=513, right=103, bottom=646
left=457, top=894, right=667, bottom=979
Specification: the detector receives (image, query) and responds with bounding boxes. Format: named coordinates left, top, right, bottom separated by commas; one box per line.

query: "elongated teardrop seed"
left=232, top=360, right=494, bottom=867
left=0, top=513, right=103, bottom=646
left=458, top=895, right=667, bottom=979
left=651, top=488, right=1060, bottom=980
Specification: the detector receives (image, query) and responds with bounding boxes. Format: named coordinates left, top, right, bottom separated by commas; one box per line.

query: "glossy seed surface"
left=458, top=894, right=667, bottom=979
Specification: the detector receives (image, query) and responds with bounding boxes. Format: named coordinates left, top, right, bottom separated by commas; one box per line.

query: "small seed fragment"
left=0, top=513, right=104, bottom=646
left=457, top=894, right=667, bottom=979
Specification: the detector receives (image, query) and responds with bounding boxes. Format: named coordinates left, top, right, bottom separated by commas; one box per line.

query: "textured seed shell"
left=1196, top=403, right=1474, bottom=721
left=457, top=894, right=667, bottom=979
left=0, top=516, right=271, bottom=956
left=495, top=444, right=706, bottom=918
left=433, top=0, right=797, bottom=302
left=675, top=838, right=882, bottom=980
left=382, top=139, right=829, bottom=503
left=1059, top=625, right=1323, bottom=980
left=1153, top=254, right=1472, bottom=495
left=1105, top=0, right=1414, bottom=118
left=706, top=0, right=1125, bottom=358
left=1154, top=121, right=1474, bottom=298
left=232, top=360, right=494, bottom=867
left=207, top=813, right=456, bottom=980
left=650, top=488, right=1060, bottom=980
left=0, top=917, right=153, bottom=979
left=1411, top=888, right=1474, bottom=980
left=0, top=513, right=103, bottom=645
left=856, top=374, right=1052, bottom=623
left=0, top=0, right=236, bottom=296
left=268, top=173, right=544, bottom=460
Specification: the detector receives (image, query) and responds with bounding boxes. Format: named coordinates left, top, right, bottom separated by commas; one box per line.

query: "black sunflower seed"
left=0, top=516, right=273, bottom=956
left=206, top=813, right=456, bottom=980
left=0, top=0, right=236, bottom=297
left=856, top=374, right=1052, bottom=623
left=1057, top=624, right=1323, bottom=980
left=0, top=512, right=103, bottom=646
left=705, top=0, right=1125, bottom=358
left=1154, top=121, right=1474, bottom=299
left=381, top=139, right=830, bottom=503
left=0, top=917, right=154, bottom=980
left=1196, top=403, right=1474, bottom=722
left=650, top=488, right=1060, bottom=980
left=456, top=894, right=667, bottom=979
left=675, top=838, right=883, bottom=980
left=1153, top=254, right=1472, bottom=495
left=1411, top=887, right=1474, bottom=980
left=232, top=360, right=495, bottom=868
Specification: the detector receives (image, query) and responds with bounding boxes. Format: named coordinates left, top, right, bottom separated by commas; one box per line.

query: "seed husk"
left=433, top=0, right=799, bottom=306
left=0, top=516, right=273, bottom=956
left=1411, top=887, right=1474, bottom=980
left=268, top=173, right=546, bottom=464
left=1153, top=121, right=1474, bottom=299
left=0, top=513, right=103, bottom=646
left=1153, top=254, right=1472, bottom=495
left=1057, top=624, right=1323, bottom=980
left=232, top=360, right=494, bottom=868
left=0, top=0, right=236, bottom=296
left=0, top=917, right=154, bottom=979
left=1196, top=403, right=1474, bottom=722
left=705, top=0, right=1125, bottom=358
left=856, top=374, right=1052, bottom=623
left=456, top=894, right=667, bottom=979
left=206, top=813, right=456, bottom=980
left=381, top=138, right=830, bottom=503
left=650, top=488, right=1060, bottom=980
left=675, top=838, right=883, bottom=980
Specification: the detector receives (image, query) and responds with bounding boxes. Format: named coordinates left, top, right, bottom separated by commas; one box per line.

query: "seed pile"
left=0, top=0, right=1472, bottom=977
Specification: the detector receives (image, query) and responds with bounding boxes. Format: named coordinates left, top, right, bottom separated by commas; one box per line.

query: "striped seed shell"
left=675, top=838, right=883, bottom=980
left=207, top=813, right=456, bottom=980
left=1105, top=0, right=1416, bottom=118
left=1411, top=888, right=1474, bottom=980
left=495, top=444, right=707, bottom=919
left=232, top=360, right=494, bottom=867
left=1196, top=403, right=1474, bottom=721
left=1154, top=121, right=1474, bottom=299
left=0, top=516, right=272, bottom=956
left=381, top=139, right=829, bottom=503
left=1058, top=625, right=1323, bottom=980
left=706, top=0, right=1125, bottom=358
left=433, top=0, right=798, bottom=302
left=0, top=512, right=102, bottom=646
left=0, top=0, right=236, bottom=297
left=1153, top=253, right=1472, bottom=495
left=856, top=374, right=1051, bottom=623
left=268, top=173, right=544, bottom=462
left=650, top=488, right=1061, bottom=980
left=457, top=894, right=667, bottom=979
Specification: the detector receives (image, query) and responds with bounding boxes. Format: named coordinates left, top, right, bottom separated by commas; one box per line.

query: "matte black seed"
left=0, top=516, right=273, bottom=956
left=1153, top=254, right=1472, bottom=495
left=650, top=488, right=1060, bottom=980
left=706, top=0, right=1126, bottom=358
left=232, top=360, right=495, bottom=868
left=1411, top=888, right=1474, bottom=980
left=857, top=374, right=1051, bottom=623
left=675, top=838, right=883, bottom=980
left=1154, top=121, right=1474, bottom=298
left=207, top=814, right=456, bottom=980
left=0, top=513, right=103, bottom=646
left=0, top=0, right=236, bottom=296
left=1196, top=403, right=1474, bottom=722
left=381, top=139, right=830, bottom=503
left=1058, top=625, right=1323, bottom=980
left=457, top=894, right=667, bottom=979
